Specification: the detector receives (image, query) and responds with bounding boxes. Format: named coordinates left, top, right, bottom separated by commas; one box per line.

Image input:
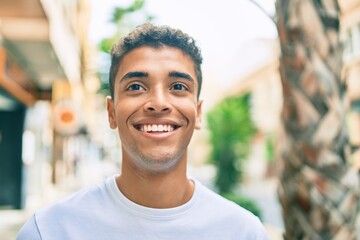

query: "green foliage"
left=206, top=93, right=256, bottom=194
left=111, top=0, right=145, bottom=23
left=97, top=81, right=110, bottom=96
left=222, top=193, right=262, bottom=219
left=98, top=0, right=154, bottom=54
left=99, top=37, right=119, bottom=54
left=265, top=134, right=275, bottom=162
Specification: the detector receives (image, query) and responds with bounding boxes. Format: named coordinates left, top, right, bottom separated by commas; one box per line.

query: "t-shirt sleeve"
left=16, top=214, right=42, bottom=240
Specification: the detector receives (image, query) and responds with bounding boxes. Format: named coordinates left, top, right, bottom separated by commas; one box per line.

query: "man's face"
left=107, top=46, right=202, bottom=173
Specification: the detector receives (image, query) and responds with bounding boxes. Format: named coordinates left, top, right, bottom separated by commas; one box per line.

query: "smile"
left=134, top=124, right=179, bottom=133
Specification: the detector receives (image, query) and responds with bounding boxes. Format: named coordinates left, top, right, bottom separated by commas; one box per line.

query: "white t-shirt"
left=17, top=175, right=268, bottom=240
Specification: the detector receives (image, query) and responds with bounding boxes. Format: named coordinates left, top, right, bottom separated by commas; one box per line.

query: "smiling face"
left=107, top=46, right=202, bottom=174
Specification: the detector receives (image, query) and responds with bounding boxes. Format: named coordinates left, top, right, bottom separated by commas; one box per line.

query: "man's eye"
left=171, top=83, right=187, bottom=91
left=127, top=84, right=144, bottom=91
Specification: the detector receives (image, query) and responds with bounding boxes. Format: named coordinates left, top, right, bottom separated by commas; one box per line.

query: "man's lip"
left=132, top=118, right=181, bottom=126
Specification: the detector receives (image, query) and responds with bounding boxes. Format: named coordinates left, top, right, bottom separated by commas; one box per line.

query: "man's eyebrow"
left=169, top=71, right=194, bottom=82
left=120, top=71, right=148, bottom=82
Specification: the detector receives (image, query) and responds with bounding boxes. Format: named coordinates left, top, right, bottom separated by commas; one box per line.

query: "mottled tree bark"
left=276, top=0, right=360, bottom=239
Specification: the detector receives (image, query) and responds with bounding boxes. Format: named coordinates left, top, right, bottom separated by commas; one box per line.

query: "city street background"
left=1, top=0, right=359, bottom=239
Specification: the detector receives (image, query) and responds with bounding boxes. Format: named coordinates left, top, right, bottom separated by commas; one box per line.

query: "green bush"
left=206, top=93, right=256, bottom=194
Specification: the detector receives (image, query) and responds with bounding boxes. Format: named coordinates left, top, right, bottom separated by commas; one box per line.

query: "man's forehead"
left=118, top=70, right=195, bottom=84
left=117, top=46, right=197, bottom=78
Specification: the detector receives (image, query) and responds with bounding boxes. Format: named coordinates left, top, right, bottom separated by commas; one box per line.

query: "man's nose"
left=143, top=90, right=171, bottom=113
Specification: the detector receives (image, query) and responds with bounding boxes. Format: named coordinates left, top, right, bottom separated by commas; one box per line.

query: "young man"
left=17, top=23, right=268, bottom=239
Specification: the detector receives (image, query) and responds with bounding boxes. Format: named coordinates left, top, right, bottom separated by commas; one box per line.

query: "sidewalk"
left=0, top=209, right=27, bottom=240
left=0, top=209, right=29, bottom=240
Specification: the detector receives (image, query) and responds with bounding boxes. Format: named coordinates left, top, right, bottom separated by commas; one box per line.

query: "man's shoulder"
left=194, top=181, right=268, bottom=238
left=36, top=176, right=114, bottom=219
left=17, top=176, right=118, bottom=239
left=196, top=181, right=260, bottom=221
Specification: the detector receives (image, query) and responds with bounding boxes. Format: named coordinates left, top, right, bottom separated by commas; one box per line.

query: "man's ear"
left=106, top=96, right=117, bottom=129
left=195, top=100, right=203, bottom=130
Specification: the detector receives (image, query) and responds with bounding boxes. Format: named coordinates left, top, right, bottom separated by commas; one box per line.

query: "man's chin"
left=135, top=152, right=183, bottom=174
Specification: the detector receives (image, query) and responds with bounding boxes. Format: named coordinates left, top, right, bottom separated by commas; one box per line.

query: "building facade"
left=0, top=0, right=93, bottom=209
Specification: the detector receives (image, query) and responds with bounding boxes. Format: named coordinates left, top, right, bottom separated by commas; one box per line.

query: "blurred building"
left=0, top=0, right=97, bottom=209
left=340, top=0, right=360, bottom=165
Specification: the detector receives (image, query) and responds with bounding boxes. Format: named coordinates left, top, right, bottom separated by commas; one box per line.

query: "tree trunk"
left=276, top=0, right=360, bottom=239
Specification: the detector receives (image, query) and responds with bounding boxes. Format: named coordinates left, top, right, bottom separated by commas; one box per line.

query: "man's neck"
left=116, top=160, right=194, bottom=209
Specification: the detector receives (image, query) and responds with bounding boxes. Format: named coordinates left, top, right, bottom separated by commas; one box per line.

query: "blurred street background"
left=1, top=0, right=360, bottom=239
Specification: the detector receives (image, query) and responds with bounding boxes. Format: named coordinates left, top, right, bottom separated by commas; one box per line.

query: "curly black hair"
left=109, top=23, right=203, bottom=99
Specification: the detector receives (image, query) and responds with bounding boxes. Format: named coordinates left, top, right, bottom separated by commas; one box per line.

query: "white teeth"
left=139, top=124, right=176, bottom=132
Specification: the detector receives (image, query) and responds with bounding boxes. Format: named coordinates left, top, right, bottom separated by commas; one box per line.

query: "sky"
left=89, top=0, right=278, bottom=105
